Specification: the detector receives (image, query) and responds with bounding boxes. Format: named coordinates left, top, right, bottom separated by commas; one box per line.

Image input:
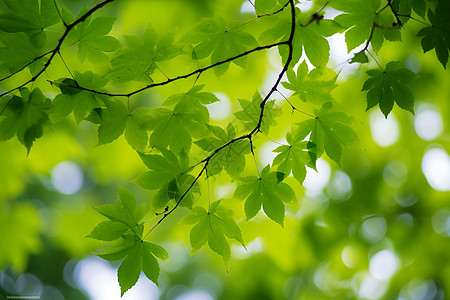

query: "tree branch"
left=387, top=0, right=402, bottom=26
left=0, top=0, right=116, bottom=100
left=143, top=0, right=297, bottom=239
left=47, top=41, right=288, bottom=97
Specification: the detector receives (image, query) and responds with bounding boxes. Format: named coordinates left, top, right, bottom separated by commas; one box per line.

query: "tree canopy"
left=0, top=0, right=449, bottom=299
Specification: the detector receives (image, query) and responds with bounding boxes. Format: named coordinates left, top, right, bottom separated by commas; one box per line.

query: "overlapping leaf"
left=392, top=0, right=426, bottom=20
left=91, top=186, right=166, bottom=295
left=0, top=0, right=59, bottom=47
left=417, top=1, right=450, bottom=69
left=234, top=92, right=279, bottom=134
left=333, top=0, right=380, bottom=52
left=296, top=102, right=357, bottom=165
left=371, top=12, right=402, bottom=53
left=96, top=100, right=153, bottom=152
left=195, top=123, right=250, bottom=177
left=260, top=8, right=344, bottom=67
left=0, top=32, right=42, bottom=76
left=68, top=10, right=121, bottom=64
left=183, top=201, right=245, bottom=264
left=109, top=24, right=182, bottom=83
left=51, top=72, right=108, bottom=124
left=272, top=127, right=316, bottom=184
left=149, top=86, right=218, bottom=153
left=92, top=186, right=146, bottom=237
left=187, top=18, right=257, bottom=76
left=362, top=61, right=416, bottom=117
left=0, top=88, right=52, bottom=154
left=134, top=149, right=199, bottom=209
left=234, top=165, right=296, bottom=226
left=282, top=62, right=337, bottom=105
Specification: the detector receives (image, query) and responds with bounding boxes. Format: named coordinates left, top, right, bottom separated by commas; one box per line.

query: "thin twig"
left=46, top=41, right=288, bottom=97
left=142, top=0, right=297, bottom=239
left=387, top=0, right=402, bottom=26
left=0, top=0, right=116, bottom=100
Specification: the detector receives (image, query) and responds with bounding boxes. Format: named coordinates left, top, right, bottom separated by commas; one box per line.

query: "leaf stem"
left=141, top=0, right=297, bottom=238
left=0, top=0, right=116, bottom=99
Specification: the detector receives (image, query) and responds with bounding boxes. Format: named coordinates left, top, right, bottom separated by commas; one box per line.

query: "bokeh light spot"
left=51, top=161, right=83, bottom=195
left=360, top=217, right=387, bottom=243
left=326, top=170, right=352, bottom=201
left=422, top=147, right=450, bottom=191
left=207, top=92, right=231, bottom=121
left=369, top=249, right=399, bottom=281
left=414, top=104, right=443, bottom=141
left=383, top=160, right=408, bottom=188
left=432, top=208, right=450, bottom=237
left=303, top=159, right=331, bottom=196
left=369, top=110, right=400, bottom=147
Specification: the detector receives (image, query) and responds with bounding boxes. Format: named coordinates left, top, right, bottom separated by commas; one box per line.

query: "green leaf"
left=417, top=2, right=450, bottom=68
left=96, top=100, right=152, bottom=150
left=186, top=201, right=245, bottom=264
left=234, top=92, right=279, bottom=134
left=350, top=50, right=369, bottom=64
left=0, top=0, right=59, bottom=48
left=0, top=88, right=52, bottom=154
left=96, top=238, right=168, bottom=295
left=0, top=32, right=41, bottom=76
left=51, top=92, right=100, bottom=124
left=50, top=72, right=107, bottom=124
left=195, top=123, right=250, bottom=177
left=362, top=61, right=416, bottom=117
left=69, top=15, right=121, bottom=64
left=118, top=245, right=141, bottom=296
left=86, top=221, right=129, bottom=241
left=260, top=10, right=343, bottom=67
left=333, top=0, right=380, bottom=52
left=149, top=86, right=214, bottom=153
left=296, top=102, right=358, bottom=165
left=272, top=128, right=316, bottom=184
left=282, top=62, right=337, bottom=105
left=255, top=0, right=277, bottom=13
left=188, top=18, right=257, bottom=76
left=97, top=100, right=128, bottom=145
left=134, top=150, right=199, bottom=209
left=235, top=165, right=296, bottom=226
left=58, top=78, right=81, bottom=95
left=371, top=12, right=402, bottom=52
left=93, top=186, right=144, bottom=235
left=392, top=0, right=426, bottom=20
left=109, top=24, right=182, bottom=83
left=125, top=108, right=152, bottom=152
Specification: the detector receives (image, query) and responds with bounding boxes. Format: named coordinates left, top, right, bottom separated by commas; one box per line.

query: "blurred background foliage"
left=0, top=0, right=449, bottom=299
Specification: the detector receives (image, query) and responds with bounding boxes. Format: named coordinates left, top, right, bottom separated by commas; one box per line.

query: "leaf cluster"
left=0, top=0, right=443, bottom=296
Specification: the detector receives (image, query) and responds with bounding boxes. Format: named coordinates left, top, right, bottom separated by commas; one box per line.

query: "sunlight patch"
left=51, top=161, right=83, bottom=195
left=369, top=110, right=400, bottom=147
left=414, top=104, right=443, bottom=141
left=422, top=147, right=450, bottom=191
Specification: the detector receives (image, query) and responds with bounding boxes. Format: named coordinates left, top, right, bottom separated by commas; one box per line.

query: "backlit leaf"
left=186, top=201, right=245, bottom=264
left=282, top=62, right=337, bottom=105
left=234, top=165, right=296, bottom=226
left=362, top=61, right=416, bottom=117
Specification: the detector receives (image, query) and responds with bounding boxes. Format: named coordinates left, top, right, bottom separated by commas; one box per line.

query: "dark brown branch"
left=227, top=0, right=291, bottom=32
left=363, top=23, right=376, bottom=51
left=0, top=0, right=116, bottom=100
left=387, top=0, right=402, bottom=27
left=0, top=50, right=53, bottom=83
left=143, top=0, right=297, bottom=239
left=47, top=41, right=288, bottom=97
